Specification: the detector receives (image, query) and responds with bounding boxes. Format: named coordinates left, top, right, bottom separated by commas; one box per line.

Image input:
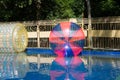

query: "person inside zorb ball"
left=49, top=22, right=85, bottom=57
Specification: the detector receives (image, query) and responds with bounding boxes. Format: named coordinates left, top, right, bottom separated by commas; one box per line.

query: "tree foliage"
left=0, top=0, right=120, bottom=21
left=0, top=0, right=36, bottom=21
left=40, top=0, right=84, bottom=19
left=90, top=0, right=120, bottom=17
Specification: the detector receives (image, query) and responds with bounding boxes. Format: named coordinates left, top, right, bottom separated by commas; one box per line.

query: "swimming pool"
left=6, top=49, right=120, bottom=80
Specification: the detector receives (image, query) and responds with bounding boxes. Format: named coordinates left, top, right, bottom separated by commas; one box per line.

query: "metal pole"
left=86, top=0, right=92, bottom=48
left=85, top=0, right=92, bottom=75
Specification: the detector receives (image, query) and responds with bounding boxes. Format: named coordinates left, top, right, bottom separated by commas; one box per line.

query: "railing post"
left=37, top=22, right=40, bottom=70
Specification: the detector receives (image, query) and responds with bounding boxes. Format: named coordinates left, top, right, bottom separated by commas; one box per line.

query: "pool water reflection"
left=50, top=56, right=88, bottom=80
left=7, top=52, right=120, bottom=80
left=37, top=56, right=120, bottom=80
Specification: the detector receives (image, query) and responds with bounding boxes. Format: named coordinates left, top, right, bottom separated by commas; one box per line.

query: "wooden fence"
left=1, top=16, right=120, bottom=50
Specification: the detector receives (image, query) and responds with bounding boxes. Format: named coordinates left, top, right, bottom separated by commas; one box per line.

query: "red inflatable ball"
left=49, top=22, right=85, bottom=57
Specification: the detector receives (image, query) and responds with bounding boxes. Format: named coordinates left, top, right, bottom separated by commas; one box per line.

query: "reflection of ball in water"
left=16, top=52, right=29, bottom=78
left=50, top=57, right=87, bottom=80
left=0, top=53, right=28, bottom=79
left=49, top=22, right=85, bottom=57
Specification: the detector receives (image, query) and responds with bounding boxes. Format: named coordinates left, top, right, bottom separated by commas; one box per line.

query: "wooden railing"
left=1, top=16, right=120, bottom=50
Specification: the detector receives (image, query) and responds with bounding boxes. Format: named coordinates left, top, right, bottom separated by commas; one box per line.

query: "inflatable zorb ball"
left=0, top=23, right=28, bottom=53
left=49, top=22, right=85, bottom=57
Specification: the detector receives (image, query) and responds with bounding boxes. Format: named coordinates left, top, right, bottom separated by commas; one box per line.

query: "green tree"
left=90, top=0, right=120, bottom=17
left=41, top=0, right=84, bottom=19
left=0, top=0, right=36, bottom=21
left=100, top=0, right=120, bottom=16
left=71, top=0, right=84, bottom=18
left=40, top=0, right=56, bottom=19
left=55, top=0, right=75, bottom=18
left=0, top=0, right=120, bottom=21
